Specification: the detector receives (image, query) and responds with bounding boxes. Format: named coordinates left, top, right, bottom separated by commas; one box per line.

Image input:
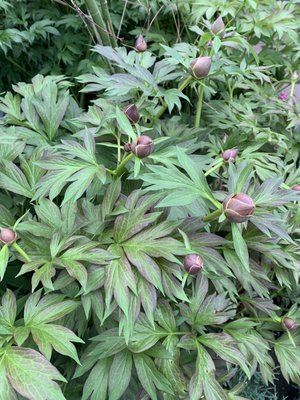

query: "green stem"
left=153, top=75, right=193, bottom=122
left=204, top=160, right=224, bottom=176
left=203, top=207, right=223, bottom=222
left=250, top=317, right=278, bottom=322
left=289, top=79, right=296, bottom=103
left=100, top=0, right=117, bottom=47
left=195, top=82, right=205, bottom=128
left=84, top=0, right=111, bottom=46
left=12, top=242, right=31, bottom=263
left=112, top=153, right=135, bottom=177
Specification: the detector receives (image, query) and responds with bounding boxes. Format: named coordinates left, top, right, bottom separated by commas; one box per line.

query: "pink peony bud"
left=282, top=317, right=299, bottom=331
left=0, top=228, right=17, bottom=244
left=211, top=16, right=225, bottom=36
left=135, top=35, right=147, bottom=52
left=123, top=104, right=139, bottom=124
left=131, top=135, right=153, bottom=158
left=292, top=184, right=300, bottom=191
left=183, top=254, right=203, bottom=275
left=222, top=148, right=238, bottom=162
left=223, top=193, right=255, bottom=223
left=190, top=56, right=212, bottom=79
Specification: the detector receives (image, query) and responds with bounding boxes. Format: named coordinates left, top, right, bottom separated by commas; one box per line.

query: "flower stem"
left=112, top=153, right=135, bottom=177
left=12, top=242, right=31, bottom=263
left=153, top=75, right=193, bottom=122
left=203, top=208, right=223, bottom=222
left=204, top=160, right=224, bottom=176
left=195, top=82, right=205, bottom=129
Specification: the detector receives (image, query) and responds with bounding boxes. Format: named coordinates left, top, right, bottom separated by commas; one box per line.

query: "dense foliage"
left=0, top=0, right=300, bottom=399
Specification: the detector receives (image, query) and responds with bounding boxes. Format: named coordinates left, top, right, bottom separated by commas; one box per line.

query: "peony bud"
left=0, top=228, right=17, bottom=244
left=211, top=16, right=225, bottom=36
left=123, top=143, right=132, bottom=152
left=184, top=254, right=203, bottom=275
left=282, top=317, right=299, bottom=331
left=222, top=148, right=238, bottom=162
left=135, top=35, right=147, bottom=52
left=131, top=135, right=153, bottom=158
left=223, top=193, right=255, bottom=223
left=292, top=184, right=300, bottom=191
left=190, top=56, right=211, bottom=79
left=123, top=104, right=139, bottom=124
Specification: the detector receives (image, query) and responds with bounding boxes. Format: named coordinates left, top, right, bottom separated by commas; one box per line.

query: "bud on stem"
left=223, top=193, right=255, bottom=223
left=211, top=16, right=225, bottom=36
left=135, top=35, right=147, bottom=52
left=123, top=104, right=139, bottom=124
left=131, top=136, right=153, bottom=158
left=184, top=254, right=203, bottom=275
left=222, top=148, right=238, bottom=162
left=190, top=56, right=212, bottom=79
left=0, top=228, right=17, bottom=245
left=282, top=317, right=298, bottom=331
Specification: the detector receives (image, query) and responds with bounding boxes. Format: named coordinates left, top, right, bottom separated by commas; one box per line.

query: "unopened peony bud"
left=223, top=193, right=255, bottom=223
left=135, top=35, right=147, bottom=52
left=0, top=228, right=17, bottom=244
left=282, top=317, right=298, bottom=331
left=123, top=104, right=139, bottom=124
left=211, top=16, right=225, bottom=36
left=190, top=56, right=211, bottom=79
left=222, top=148, right=238, bottom=162
left=184, top=254, right=203, bottom=275
left=292, top=184, right=300, bottom=191
left=131, top=135, right=153, bottom=158
left=123, top=143, right=132, bottom=152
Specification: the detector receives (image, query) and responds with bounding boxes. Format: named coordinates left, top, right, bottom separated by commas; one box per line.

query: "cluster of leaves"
left=1, top=0, right=300, bottom=399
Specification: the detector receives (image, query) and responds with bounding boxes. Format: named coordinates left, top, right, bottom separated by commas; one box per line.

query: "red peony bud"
left=282, top=317, right=299, bottom=331
left=223, top=193, right=255, bottom=223
left=123, top=143, right=132, bottom=152
left=183, top=254, right=203, bottom=275
left=131, top=135, right=153, bottom=158
left=292, top=184, right=300, bottom=191
left=135, top=35, right=147, bottom=52
left=123, top=104, right=139, bottom=124
left=211, top=16, right=225, bottom=36
left=222, top=148, right=238, bottom=162
left=0, top=228, right=17, bottom=244
left=190, top=56, right=212, bottom=79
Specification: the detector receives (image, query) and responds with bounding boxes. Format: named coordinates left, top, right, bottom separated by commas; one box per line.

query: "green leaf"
left=0, top=161, right=33, bottom=198
left=82, top=359, right=111, bottom=400
left=4, top=347, right=66, bottom=400
left=231, top=223, right=250, bottom=272
left=0, top=357, right=17, bottom=400
left=31, top=324, right=83, bottom=363
left=134, top=353, right=173, bottom=400
left=199, top=333, right=251, bottom=378
left=108, top=350, right=132, bottom=400
left=275, top=332, right=300, bottom=385
left=189, top=342, right=227, bottom=400
left=115, top=106, right=136, bottom=140
left=0, top=244, right=9, bottom=281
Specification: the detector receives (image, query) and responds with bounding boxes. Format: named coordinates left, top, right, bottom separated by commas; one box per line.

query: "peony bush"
left=0, top=1, right=300, bottom=399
